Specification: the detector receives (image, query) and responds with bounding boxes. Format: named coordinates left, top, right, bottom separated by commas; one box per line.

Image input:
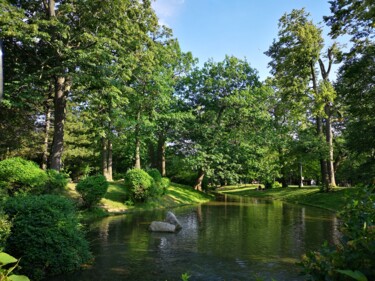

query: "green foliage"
left=0, top=212, right=11, bottom=252
left=147, top=168, right=162, bottom=182
left=0, top=252, right=30, bottom=281
left=4, top=195, right=92, bottom=280
left=76, top=175, right=109, bottom=208
left=147, top=169, right=169, bottom=197
left=0, top=157, right=48, bottom=196
left=124, top=169, right=154, bottom=202
left=300, top=186, right=375, bottom=280
left=45, top=170, right=70, bottom=194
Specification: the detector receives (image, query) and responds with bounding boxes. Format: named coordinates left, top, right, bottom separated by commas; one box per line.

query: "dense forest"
left=0, top=0, right=374, bottom=191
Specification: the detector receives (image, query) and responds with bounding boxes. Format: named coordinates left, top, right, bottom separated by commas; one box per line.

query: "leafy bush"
left=76, top=175, right=108, bottom=208
left=273, top=181, right=282, bottom=188
left=4, top=195, right=92, bottom=280
left=300, top=186, right=375, bottom=281
left=147, top=168, right=162, bottom=182
left=45, top=169, right=70, bottom=194
left=0, top=157, right=48, bottom=195
left=124, top=169, right=154, bottom=202
left=0, top=212, right=11, bottom=252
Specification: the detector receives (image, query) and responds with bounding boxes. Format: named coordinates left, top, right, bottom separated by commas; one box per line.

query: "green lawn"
left=218, top=184, right=359, bottom=212
left=67, top=181, right=212, bottom=216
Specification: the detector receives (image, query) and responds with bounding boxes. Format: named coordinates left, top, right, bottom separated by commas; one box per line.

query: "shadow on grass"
left=104, top=182, right=129, bottom=203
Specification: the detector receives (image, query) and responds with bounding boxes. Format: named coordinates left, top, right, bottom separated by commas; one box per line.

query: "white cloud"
left=152, top=0, right=185, bottom=26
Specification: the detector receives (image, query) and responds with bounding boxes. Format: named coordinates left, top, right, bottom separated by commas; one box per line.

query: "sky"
left=152, top=0, right=339, bottom=81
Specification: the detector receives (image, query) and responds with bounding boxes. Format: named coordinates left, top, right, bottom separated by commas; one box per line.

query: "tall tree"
left=265, top=9, right=338, bottom=190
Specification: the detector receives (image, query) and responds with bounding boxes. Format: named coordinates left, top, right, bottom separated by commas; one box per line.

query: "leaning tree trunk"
left=194, top=169, right=205, bottom=191
left=325, top=104, right=336, bottom=188
left=50, top=76, right=68, bottom=171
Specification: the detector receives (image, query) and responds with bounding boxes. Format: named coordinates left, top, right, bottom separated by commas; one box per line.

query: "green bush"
left=0, top=157, right=48, bottom=195
left=45, top=169, right=70, bottom=194
left=147, top=169, right=169, bottom=197
left=124, top=169, right=154, bottom=202
left=300, top=186, right=375, bottom=280
left=76, top=175, right=108, bottom=208
left=0, top=212, right=11, bottom=252
left=4, top=195, right=92, bottom=280
left=147, top=168, right=162, bottom=182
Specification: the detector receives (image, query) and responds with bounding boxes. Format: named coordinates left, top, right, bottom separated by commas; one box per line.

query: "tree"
left=265, top=9, right=338, bottom=190
left=175, top=56, right=272, bottom=190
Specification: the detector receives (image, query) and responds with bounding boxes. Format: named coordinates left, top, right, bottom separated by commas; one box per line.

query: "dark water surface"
left=52, top=195, right=338, bottom=281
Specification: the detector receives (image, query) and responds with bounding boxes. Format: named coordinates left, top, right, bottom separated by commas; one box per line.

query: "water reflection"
left=51, top=195, right=337, bottom=281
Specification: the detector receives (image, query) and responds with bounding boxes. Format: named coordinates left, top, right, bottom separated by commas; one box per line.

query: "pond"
left=51, top=194, right=338, bottom=281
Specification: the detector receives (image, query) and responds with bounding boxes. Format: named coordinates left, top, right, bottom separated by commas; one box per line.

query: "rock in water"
left=165, top=211, right=182, bottom=230
left=149, top=221, right=176, bottom=232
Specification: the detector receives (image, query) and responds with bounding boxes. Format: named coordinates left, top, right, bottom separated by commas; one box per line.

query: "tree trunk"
left=107, top=139, right=113, bottom=181
left=194, top=169, right=205, bottom=191
left=102, top=137, right=108, bottom=178
left=42, top=85, right=53, bottom=170
left=48, top=0, right=55, bottom=18
left=157, top=135, right=166, bottom=177
left=317, top=116, right=329, bottom=190
left=148, top=142, right=157, bottom=168
left=325, top=104, right=336, bottom=188
left=134, top=111, right=141, bottom=169
left=0, top=40, right=3, bottom=101
left=50, top=76, right=68, bottom=171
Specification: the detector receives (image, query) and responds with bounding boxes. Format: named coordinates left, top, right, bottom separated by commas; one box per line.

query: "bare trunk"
left=102, top=137, right=108, bottom=178
left=48, top=0, right=55, bottom=18
left=325, top=104, right=336, bottom=187
left=148, top=142, right=157, bottom=168
left=50, top=76, right=67, bottom=171
left=107, top=139, right=113, bottom=181
left=0, top=40, right=3, bottom=101
left=134, top=111, right=141, bottom=169
left=194, top=169, right=205, bottom=191
left=42, top=86, right=53, bottom=170
left=157, top=135, right=166, bottom=177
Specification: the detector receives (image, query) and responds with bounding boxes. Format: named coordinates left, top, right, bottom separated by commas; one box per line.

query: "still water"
left=52, top=195, right=338, bottom=281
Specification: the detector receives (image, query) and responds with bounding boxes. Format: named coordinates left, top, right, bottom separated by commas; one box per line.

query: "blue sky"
left=152, top=0, right=339, bottom=81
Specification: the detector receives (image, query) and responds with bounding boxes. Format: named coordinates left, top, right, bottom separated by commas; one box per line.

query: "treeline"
left=0, top=0, right=374, bottom=190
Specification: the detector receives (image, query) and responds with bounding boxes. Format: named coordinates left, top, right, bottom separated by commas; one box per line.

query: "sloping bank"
left=217, top=185, right=359, bottom=212
left=70, top=182, right=213, bottom=220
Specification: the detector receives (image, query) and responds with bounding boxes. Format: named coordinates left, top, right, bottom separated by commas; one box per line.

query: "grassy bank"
left=66, top=181, right=212, bottom=218
left=218, top=184, right=359, bottom=212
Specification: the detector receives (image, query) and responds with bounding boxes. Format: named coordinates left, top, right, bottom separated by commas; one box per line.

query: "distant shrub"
left=300, top=186, right=375, bottom=281
left=147, top=169, right=169, bottom=197
left=76, top=175, right=108, bottom=208
left=0, top=157, right=48, bottom=195
left=124, top=169, right=154, bottom=202
left=273, top=181, right=282, bottom=188
left=45, top=169, right=70, bottom=194
left=4, top=195, right=92, bottom=280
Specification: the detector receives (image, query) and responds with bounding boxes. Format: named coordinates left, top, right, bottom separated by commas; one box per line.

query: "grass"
left=66, top=181, right=212, bottom=218
left=218, top=184, right=359, bottom=212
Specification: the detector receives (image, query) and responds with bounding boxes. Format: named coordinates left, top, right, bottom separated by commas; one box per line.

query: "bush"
left=45, top=169, right=70, bottom=194
left=300, top=186, right=375, bottom=280
left=147, top=168, right=162, bottom=182
left=124, top=169, right=154, bottom=202
left=0, top=157, right=48, bottom=195
left=0, top=212, right=11, bottom=252
left=147, top=169, right=169, bottom=197
left=4, top=195, right=92, bottom=280
left=76, top=175, right=108, bottom=208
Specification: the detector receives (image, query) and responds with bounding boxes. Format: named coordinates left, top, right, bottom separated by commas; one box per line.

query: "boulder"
left=149, top=221, right=176, bottom=233
left=165, top=211, right=182, bottom=230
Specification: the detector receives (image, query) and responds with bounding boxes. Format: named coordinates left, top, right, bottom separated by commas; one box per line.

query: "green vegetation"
left=124, top=169, right=154, bottom=202
left=76, top=175, right=109, bottom=209
left=300, top=186, right=375, bottom=281
left=0, top=252, right=30, bottom=281
left=0, top=157, right=48, bottom=196
left=3, top=195, right=92, bottom=280
left=219, top=185, right=360, bottom=211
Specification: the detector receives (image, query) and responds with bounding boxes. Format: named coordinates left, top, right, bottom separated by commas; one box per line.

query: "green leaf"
left=8, top=275, right=31, bottom=281
left=0, top=253, right=17, bottom=266
left=336, top=269, right=368, bottom=281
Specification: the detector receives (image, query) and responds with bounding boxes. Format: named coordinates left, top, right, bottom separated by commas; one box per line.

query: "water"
left=51, top=194, right=338, bottom=281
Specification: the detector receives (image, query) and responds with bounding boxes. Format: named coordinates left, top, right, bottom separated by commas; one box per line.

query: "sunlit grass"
left=219, top=185, right=359, bottom=211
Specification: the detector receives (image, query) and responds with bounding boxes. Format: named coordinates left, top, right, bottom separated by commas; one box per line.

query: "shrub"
left=147, top=169, right=169, bottom=197
left=4, top=195, right=92, bottom=280
left=124, top=169, right=154, bottom=202
left=45, top=169, right=70, bottom=194
left=0, top=157, right=48, bottom=195
left=300, top=186, right=375, bottom=281
left=0, top=212, right=11, bottom=252
left=76, top=175, right=108, bottom=208
left=147, top=168, right=162, bottom=182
